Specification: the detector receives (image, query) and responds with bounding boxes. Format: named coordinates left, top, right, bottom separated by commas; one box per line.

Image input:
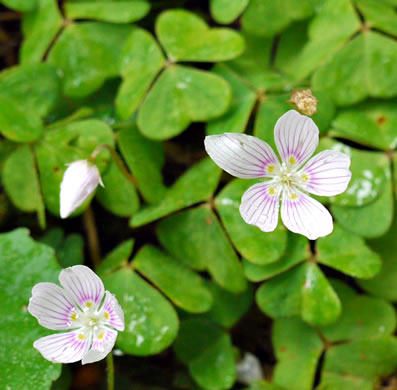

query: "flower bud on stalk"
left=60, top=159, right=103, bottom=219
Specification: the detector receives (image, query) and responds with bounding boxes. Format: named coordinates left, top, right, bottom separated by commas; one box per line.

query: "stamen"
left=289, top=156, right=296, bottom=165
left=267, top=165, right=275, bottom=174
left=78, top=334, right=86, bottom=340
left=281, top=174, right=291, bottom=186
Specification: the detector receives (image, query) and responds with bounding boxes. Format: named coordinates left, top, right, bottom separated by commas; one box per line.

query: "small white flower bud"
left=60, top=160, right=103, bottom=219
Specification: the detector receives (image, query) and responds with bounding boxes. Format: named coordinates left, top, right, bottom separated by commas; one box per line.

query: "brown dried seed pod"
left=289, top=89, right=318, bottom=116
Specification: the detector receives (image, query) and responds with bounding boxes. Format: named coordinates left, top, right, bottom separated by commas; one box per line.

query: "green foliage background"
left=1, top=0, right=397, bottom=389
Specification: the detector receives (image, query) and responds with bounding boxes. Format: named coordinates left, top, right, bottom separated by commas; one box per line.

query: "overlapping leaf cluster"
left=0, top=0, right=397, bottom=389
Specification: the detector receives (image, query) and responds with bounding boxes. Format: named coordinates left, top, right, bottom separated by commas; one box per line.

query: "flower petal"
left=299, top=150, right=352, bottom=196
left=33, top=329, right=91, bottom=364
left=82, top=327, right=118, bottom=365
left=28, top=282, right=81, bottom=330
left=59, top=265, right=104, bottom=310
left=60, top=159, right=102, bottom=219
left=204, top=133, right=280, bottom=178
left=281, top=189, right=333, bottom=240
left=239, top=182, right=280, bottom=232
left=274, top=110, right=319, bottom=169
left=99, top=291, right=125, bottom=331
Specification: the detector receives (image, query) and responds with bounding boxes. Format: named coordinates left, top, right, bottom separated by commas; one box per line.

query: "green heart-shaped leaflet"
left=133, top=245, right=213, bottom=313
left=0, top=229, right=62, bottom=390
left=96, top=160, right=140, bottom=217
left=355, top=0, right=397, bottom=37
left=312, top=31, right=397, bottom=106
left=320, top=280, right=396, bottom=342
left=215, top=178, right=288, bottom=265
left=48, top=22, right=133, bottom=97
left=241, top=0, right=319, bottom=37
left=0, top=94, right=43, bottom=142
left=156, top=9, right=244, bottom=62
left=96, top=239, right=134, bottom=278
left=280, top=0, right=360, bottom=80
left=358, top=199, right=397, bottom=302
left=0, top=63, right=61, bottom=117
left=137, top=65, right=232, bottom=140
left=116, top=27, right=165, bottom=120
left=273, top=280, right=397, bottom=390
left=103, top=267, right=179, bottom=356
left=118, top=125, right=167, bottom=205
left=174, top=318, right=236, bottom=390
left=131, top=157, right=221, bottom=227
left=203, top=281, right=254, bottom=329
left=0, top=0, right=36, bottom=11
left=3, top=145, right=45, bottom=227
left=272, top=317, right=323, bottom=390
left=243, top=233, right=309, bottom=282
left=65, top=0, right=150, bottom=24
left=210, top=0, right=249, bottom=24
left=316, top=224, right=381, bottom=279
left=206, top=64, right=257, bottom=136
left=256, top=262, right=341, bottom=326
left=156, top=206, right=247, bottom=293
left=318, top=138, right=389, bottom=207
left=332, top=174, right=393, bottom=238
left=20, top=0, right=63, bottom=64
left=331, top=101, right=397, bottom=151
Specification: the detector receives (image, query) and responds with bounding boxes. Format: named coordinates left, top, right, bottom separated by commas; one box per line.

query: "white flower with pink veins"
left=28, top=265, right=124, bottom=364
left=205, top=110, right=352, bottom=240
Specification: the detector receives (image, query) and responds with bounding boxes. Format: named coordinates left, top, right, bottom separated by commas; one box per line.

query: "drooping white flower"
left=204, top=110, right=352, bottom=240
left=236, top=352, right=264, bottom=385
left=28, top=265, right=124, bottom=365
left=60, top=160, right=103, bottom=219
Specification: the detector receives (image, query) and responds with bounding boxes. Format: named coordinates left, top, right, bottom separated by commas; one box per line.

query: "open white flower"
left=204, top=110, right=352, bottom=240
left=60, top=160, right=103, bottom=219
left=28, top=265, right=124, bottom=364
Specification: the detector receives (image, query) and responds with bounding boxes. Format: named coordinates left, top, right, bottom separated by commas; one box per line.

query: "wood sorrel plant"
left=1, top=0, right=397, bottom=389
